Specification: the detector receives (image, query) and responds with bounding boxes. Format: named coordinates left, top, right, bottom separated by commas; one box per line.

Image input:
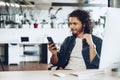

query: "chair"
left=0, top=58, right=4, bottom=71
left=23, top=50, right=39, bottom=62
left=48, top=63, right=60, bottom=70
left=48, top=65, right=57, bottom=70
left=21, top=44, right=40, bottom=68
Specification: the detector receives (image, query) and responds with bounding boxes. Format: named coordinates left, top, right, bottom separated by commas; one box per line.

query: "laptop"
left=21, top=37, right=29, bottom=42
left=99, top=8, right=120, bottom=70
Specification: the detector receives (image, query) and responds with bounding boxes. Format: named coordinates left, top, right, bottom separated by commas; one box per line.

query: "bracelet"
left=89, top=44, right=96, bottom=49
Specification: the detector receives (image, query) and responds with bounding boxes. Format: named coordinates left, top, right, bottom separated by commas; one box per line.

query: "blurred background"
left=0, top=0, right=119, bottom=71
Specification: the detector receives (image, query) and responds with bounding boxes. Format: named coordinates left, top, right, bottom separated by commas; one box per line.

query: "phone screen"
left=47, top=37, right=54, bottom=43
left=47, top=37, right=57, bottom=50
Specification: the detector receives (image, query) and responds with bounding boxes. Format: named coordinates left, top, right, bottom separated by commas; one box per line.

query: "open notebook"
left=69, top=70, right=104, bottom=76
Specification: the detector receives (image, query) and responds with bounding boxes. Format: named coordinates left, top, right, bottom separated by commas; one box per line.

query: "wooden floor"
left=0, top=62, right=48, bottom=71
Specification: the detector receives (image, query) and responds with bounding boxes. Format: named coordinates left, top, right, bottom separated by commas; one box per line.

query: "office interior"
left=0, top=0, right=111, bottom=71
left=0, top=0, right=120, bottom=80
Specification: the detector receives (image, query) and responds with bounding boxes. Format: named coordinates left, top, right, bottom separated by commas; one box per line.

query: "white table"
left=0, top=70, right=120, bottom=80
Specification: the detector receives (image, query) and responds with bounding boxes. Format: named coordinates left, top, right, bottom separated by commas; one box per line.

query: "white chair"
left=21, top=45, right=40, bottom=68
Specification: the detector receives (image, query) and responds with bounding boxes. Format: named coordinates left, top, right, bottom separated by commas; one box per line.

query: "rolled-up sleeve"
left=90, top=37, right=102, bottom=68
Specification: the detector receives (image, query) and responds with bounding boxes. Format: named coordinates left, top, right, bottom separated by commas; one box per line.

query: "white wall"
left=0, top=28, right=71, bottom=44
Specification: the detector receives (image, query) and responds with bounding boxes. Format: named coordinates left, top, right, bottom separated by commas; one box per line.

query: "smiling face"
left=69, top=17, right=84, bottom=36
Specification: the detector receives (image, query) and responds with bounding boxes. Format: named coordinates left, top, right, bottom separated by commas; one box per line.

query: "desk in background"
left=0, top=29, right=70, bottom=65
left=0, top=43, right=48, bottom=65
left=8, top=43, right=48, bottom=65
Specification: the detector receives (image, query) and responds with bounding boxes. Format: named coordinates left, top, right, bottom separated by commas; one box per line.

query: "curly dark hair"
left=68, top=9, right=93, bottom=34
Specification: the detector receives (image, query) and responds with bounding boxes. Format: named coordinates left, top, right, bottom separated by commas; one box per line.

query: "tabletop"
left=0, top=69, right=120, bottom=80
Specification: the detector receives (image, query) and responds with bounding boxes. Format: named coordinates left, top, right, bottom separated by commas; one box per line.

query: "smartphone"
left=47, top=37, right=57, bottom=50
left=47, top=37, right=55, bottom=44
